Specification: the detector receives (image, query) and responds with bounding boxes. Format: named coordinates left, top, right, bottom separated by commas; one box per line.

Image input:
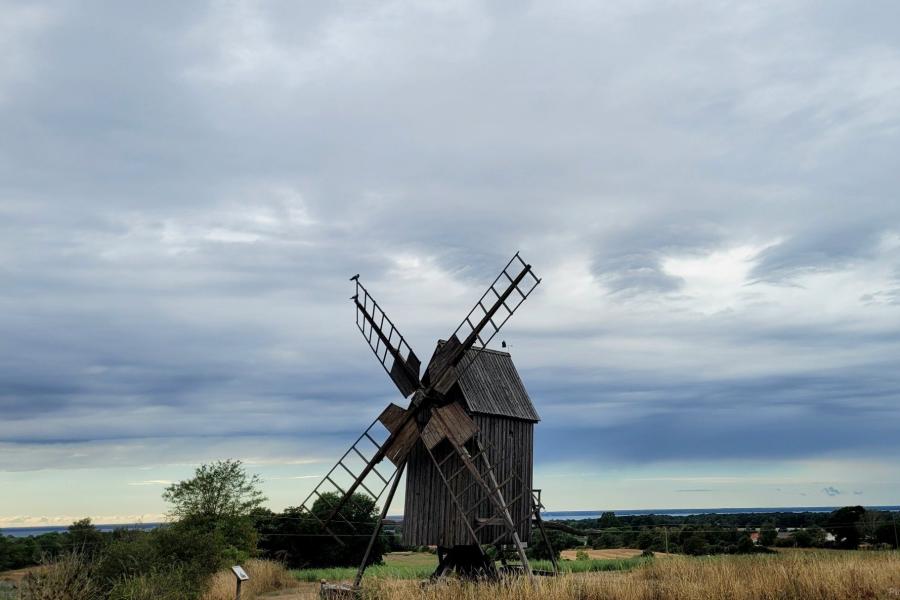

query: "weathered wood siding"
left=402, top=414, right=533, bottom=547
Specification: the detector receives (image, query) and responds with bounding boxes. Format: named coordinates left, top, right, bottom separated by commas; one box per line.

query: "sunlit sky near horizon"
left=2, top=0, right=900, bottom=527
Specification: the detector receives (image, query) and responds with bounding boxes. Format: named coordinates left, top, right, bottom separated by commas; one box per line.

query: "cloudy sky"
left=2, top=0, right=900, bottom=527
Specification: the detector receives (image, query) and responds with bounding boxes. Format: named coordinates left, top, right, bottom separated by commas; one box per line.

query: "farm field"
left=559, top=547, right=673, bottom=560
left=269, top=550, right=900, bottom=600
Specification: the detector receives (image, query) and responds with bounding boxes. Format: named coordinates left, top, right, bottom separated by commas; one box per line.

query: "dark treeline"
left=574, top=510, right=835, bottom=529
left=5, top=488, right=900, bottom=586
left=547, top=506, right=900, bottom=555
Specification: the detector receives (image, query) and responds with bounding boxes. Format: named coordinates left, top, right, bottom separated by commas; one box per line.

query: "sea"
left=1, top=522, right=158, bottom=538
left=539, top=505, right=900, bottom=520
left=4, top=505, right=899, bottom=538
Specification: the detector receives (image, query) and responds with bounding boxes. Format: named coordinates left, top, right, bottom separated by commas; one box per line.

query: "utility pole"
left=664, top=526, right=669, bottom=554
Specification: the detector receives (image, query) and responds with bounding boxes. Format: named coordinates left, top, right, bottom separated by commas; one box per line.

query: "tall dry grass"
left=363, top=551, right=900, bottom=600
left=202, top=559, right=296, bottom=600
left=19, top=552, right=101, bottom=600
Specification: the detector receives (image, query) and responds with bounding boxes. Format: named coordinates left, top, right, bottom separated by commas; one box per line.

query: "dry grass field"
left=6, top=549, right=899, bottom=600
left=202, top=559, right=297, bottom=600
left=350, top=551, right=900, bottom=600
left=559, top=547, right=670, bottom=560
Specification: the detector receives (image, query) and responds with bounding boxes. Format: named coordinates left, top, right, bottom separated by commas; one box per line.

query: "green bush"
left=148, top=524, right=227, bottom=586
left=774, top=536, right=796, bottom=548
left=526, top=529, right=577, bottom=560
left=91, top=524, right=225, bottom=597
left=760, top=526, right=778, bottom=546
left=682, top=535, right=708, bottom=555
left=94, top=530, right=159, bottom=582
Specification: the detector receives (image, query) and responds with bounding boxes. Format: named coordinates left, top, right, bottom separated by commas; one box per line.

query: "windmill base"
left=431, top=545, right=497, bottom=580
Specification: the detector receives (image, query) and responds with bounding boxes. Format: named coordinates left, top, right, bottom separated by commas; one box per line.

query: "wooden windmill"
left=298, top=253, right=557, bottom=589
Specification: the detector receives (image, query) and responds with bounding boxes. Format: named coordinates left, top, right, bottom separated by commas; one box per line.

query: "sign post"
left=230, top=565, right=250, bottom=600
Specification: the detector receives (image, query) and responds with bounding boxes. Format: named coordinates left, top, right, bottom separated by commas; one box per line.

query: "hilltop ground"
left=254, top=549, right=900, bottom=600
left=5, top=549, right=900, bottom=600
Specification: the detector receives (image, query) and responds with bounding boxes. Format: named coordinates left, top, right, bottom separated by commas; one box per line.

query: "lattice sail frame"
left=292, top=416, right=401, bottom=545
left=352, top=277, right=422, bottom=398
left=452, top=253, right=541, bottom=375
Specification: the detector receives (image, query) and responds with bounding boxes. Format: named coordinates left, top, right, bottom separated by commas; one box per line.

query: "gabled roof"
left=433, top=341, right=540, bottom=422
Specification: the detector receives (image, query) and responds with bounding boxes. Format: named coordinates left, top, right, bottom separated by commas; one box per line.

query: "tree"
left=636, top=530, right=658, bottom=550
left=736, top=534, right=755, bottom=554
left=0, top=535, right=10, bottom=571
left=683, top=535, right=708, bottom=555
left=163, top=460, right=266, bottom=522
left=258, top=492, right=386, bottom=568
left=808, top=525, right=827, bottom=547
left=527, top=529, right=577, bottom=561
left=791, top=529, right=812, bottom=547
left=759, top=525, right=777, bottom=547
left=859, top=510, right=886, bottom=542
left=792, top=525, right=826, bottom=548
left=68, top=518, right=104, bottom=553
left=826, top=506, right=865, bottom=549
left=163, top=459, right=266, bottom=560
left=591, top=530, right=624, bottom=549
left=874, top=520, right=900, bottom=549
left=598, top=511, right=620, bottom=528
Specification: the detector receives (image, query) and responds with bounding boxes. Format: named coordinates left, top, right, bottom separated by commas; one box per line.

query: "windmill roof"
left=435, top=341, right=540, bottom=422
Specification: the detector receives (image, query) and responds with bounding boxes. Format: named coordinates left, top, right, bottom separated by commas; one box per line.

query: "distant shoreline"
left=4, top=505, right=898, bottom=538
left=540, top=505, right=900, bottom=519
left=1, top=522, right=159, bottom=538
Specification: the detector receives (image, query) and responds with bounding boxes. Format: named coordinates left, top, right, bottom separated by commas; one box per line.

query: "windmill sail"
left=352, top=276, right=422, bottom=397
left=450, top=252, right=541, bottom=374
left=291, top=414, right=403, bottom=546
left=424, top=252, right=541, bottom=395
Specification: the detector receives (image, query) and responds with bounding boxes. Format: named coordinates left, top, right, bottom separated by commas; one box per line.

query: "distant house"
left=749, top=532, right=760, bottom=544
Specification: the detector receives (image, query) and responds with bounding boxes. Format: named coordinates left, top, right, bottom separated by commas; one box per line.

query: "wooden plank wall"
left=402, top=415, right=533, bottom=547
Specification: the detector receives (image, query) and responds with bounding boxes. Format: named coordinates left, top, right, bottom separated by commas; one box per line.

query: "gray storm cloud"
left=1, top=0, right=899, bottom=492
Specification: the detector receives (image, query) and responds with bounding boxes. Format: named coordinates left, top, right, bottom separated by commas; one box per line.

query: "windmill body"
left=403, top=343, right=539, bottom=547
left=300, top=253, right=556, bottom=592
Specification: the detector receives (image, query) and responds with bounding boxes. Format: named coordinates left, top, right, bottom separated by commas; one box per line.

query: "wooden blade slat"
left=420, top=401, right=478, bottom=450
